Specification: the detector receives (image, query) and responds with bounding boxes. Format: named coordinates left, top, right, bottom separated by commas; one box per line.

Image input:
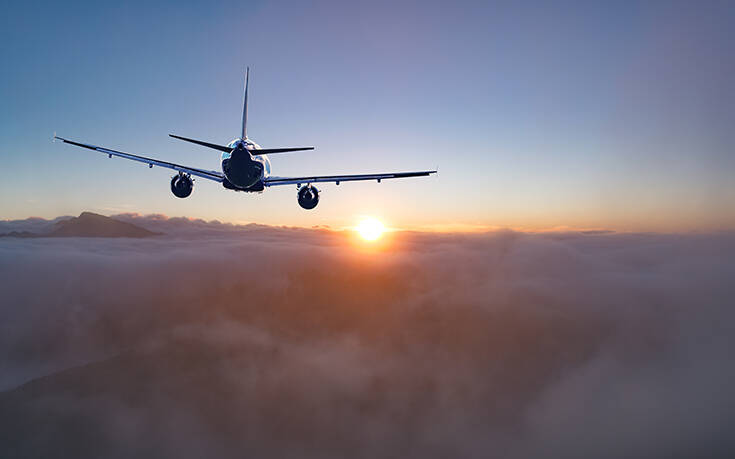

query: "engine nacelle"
left=297, top=185, right=319, bottom=210
left=170, top=173, right=194, bottom=198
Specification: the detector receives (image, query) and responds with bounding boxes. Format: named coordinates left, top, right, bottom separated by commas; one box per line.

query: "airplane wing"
left=264, top=170, right=436, bottom=187
left=54, top=136, right=224, bottom=182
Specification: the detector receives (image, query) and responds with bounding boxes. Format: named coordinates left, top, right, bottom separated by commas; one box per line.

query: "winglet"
left=241, top=67, right=249, bottom=140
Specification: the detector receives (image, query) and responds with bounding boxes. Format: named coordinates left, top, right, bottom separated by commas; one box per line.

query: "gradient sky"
left=1, top=0, right=733, bottom=231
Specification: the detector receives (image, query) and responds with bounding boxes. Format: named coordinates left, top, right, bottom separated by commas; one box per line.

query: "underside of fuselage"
left=222, top=176, right=265, bottom=192
left=221, top=138, right=271, bottom=192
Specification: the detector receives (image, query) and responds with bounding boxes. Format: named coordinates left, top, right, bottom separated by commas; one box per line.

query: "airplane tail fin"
left=241, top=67, right=249, bottom=140
left=170, top=67, right=316, bottom=154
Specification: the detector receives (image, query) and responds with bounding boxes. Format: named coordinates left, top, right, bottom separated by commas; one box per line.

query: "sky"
left=1, top=0, right=733, bottom=231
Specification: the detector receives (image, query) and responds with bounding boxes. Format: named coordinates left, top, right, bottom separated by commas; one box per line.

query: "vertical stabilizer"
left=241, top=67, right=249, bottom=140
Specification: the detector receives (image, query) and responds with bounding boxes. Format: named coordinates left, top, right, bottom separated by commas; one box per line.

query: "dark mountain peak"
left=48, top=212, right=162, bottom=238
left=78, top=211, right=103, bottom=219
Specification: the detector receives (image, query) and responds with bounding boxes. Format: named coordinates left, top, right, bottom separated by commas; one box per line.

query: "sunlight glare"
left=356, top=217, right=385, bottom=241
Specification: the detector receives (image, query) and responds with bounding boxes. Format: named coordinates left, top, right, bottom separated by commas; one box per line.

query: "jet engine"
left=170, top=173, right=194, bottom=198
left=297, top=185, right=319, bottom=210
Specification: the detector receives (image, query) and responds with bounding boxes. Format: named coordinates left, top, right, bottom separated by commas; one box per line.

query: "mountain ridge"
left=0, top=212, right=162, bottom=238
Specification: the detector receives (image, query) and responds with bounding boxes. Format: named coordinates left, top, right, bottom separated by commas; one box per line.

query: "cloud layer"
left=1, top=217, right=734, bottom=458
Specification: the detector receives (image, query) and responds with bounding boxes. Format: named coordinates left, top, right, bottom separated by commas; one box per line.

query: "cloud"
left=0, top=218, right=734, bottom=458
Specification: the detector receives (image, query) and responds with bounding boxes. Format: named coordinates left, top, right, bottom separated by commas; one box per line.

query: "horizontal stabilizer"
left=169, top=134, right=232, bottom=153
left=253, top=147, right=314, bottom=154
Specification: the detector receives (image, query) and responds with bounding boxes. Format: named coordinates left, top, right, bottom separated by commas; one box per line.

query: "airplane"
left=54, top=68, right=436, bottom=210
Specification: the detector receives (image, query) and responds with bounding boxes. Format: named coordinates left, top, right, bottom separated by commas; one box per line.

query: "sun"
left=356, top=217, right=385, bottom=241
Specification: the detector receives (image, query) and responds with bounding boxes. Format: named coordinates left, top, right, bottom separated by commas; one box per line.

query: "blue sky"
left=1, top=0, right=733, bottom=230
